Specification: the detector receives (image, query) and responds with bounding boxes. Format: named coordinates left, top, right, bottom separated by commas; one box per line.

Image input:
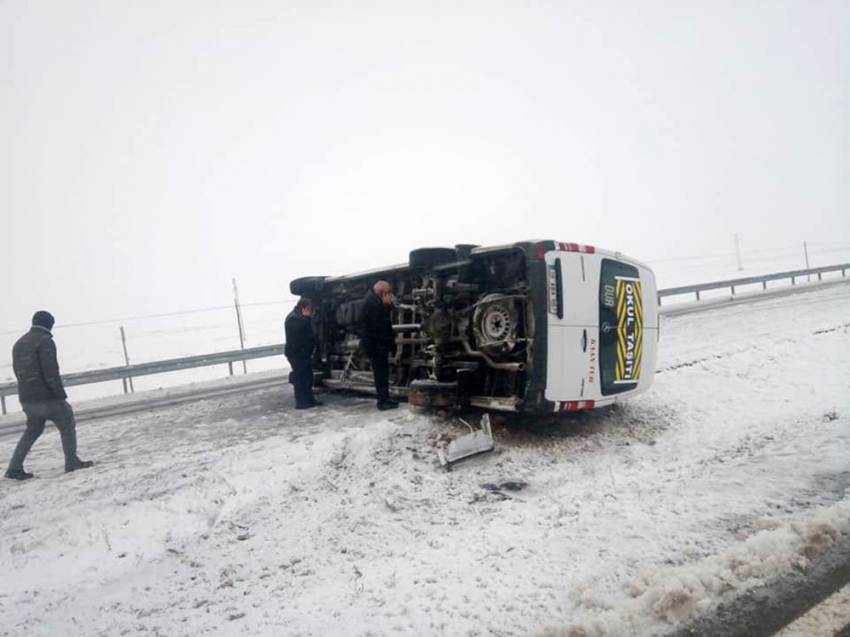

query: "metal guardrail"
left=1, top=263, right=847, bottom=415
left=0, top=343, right=284, bottom=415
left=657, top=263, right=849, bottom=303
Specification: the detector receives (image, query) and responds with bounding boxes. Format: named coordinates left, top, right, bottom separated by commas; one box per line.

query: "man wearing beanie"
left=4, top=311, right=94, bottom=480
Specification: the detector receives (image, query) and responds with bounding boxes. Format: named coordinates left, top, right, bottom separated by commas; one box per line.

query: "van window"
left=598, top=259, right=643, bottom=395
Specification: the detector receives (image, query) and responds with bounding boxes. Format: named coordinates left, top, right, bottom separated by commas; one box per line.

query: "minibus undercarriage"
left=292, top=244, right=541, bottom=412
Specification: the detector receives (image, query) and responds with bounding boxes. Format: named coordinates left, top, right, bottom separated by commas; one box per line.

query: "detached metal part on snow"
left=437, top=413, right=495, bottom=469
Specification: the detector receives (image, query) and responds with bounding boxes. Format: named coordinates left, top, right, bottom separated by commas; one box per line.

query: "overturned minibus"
left=290, top=240, right=658, bottom=414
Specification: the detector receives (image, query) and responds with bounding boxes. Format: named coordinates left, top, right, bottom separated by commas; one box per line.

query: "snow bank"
left=540, top=500, right=850, bottom=636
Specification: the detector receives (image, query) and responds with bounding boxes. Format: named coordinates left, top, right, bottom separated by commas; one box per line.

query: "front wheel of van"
left=408, top=379, right=461, bottom=409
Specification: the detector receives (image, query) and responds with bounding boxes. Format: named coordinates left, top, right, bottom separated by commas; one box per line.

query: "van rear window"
left=599, top=259, right=643, bottom=395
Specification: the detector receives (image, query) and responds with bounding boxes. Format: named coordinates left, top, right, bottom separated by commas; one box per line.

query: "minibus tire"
left=408, top=379, right=459, bottom=408
left=410, top=380, right=457, bottom=393
left=290, top=276, right=327, bottom=296
left=455, top=244, right=480, bottom=260
left=409, top=248, right=457, bottom=271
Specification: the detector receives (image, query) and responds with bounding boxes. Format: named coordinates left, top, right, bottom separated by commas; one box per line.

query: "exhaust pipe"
left=459, top=338, right=524, bottom=372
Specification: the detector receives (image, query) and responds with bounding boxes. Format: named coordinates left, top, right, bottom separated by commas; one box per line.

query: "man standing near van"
left=285, top=298, right=322, bottom=410
left=5, top=311, right=95, bottom=480
left=361, top=281, right=398, bottom=410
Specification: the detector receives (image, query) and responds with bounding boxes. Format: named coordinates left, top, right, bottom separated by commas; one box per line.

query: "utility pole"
left=233, top=278, right=247, bottom=374
left=734, top=234, right=743, bottom=271
left=120, top=326, right=134, bottom=394
left=804, top=241, right=810, bottom=281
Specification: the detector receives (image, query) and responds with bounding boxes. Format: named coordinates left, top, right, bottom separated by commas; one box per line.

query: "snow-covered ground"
left=0, top=285, right=848, bottom=637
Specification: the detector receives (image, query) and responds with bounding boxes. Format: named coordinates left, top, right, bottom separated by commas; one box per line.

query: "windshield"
left=599, top=258, right=643, bottom=395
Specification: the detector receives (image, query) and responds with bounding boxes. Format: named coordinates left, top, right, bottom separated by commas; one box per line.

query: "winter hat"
left=32, top=310, right=55, bottom=331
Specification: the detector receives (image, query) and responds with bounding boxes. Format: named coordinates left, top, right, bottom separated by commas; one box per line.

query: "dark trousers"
left=287, top=357, right=315, bottom=408
left=8, top=400, right=80, bottom=471
left=369, top=351, right=391, bottom=404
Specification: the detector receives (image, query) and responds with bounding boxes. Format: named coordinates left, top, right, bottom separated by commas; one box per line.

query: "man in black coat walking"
left=285, top=298, right=321, bottom=410
left=361, top=281, right=398, bottom=410
left=5, top=311, right=94, bottom=480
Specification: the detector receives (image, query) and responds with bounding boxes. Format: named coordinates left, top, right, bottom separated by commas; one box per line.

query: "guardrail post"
left=762, top=281, right=767, bottom=290
left=228, top=361, right=234, bottom=376
left=1, top=395, right=5, bottom=415
left=791, top=276, right=796, bottom=285
left=818, top=272, right=822, bottom=281
left=731, top=285, right=736, bottom=295
left=696, top=290, right=701, bottom=301
left=122, top=378, right=128, bottom=394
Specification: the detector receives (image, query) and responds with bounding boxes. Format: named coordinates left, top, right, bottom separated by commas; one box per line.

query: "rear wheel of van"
left=290, top=276, right=327, bottom=297
left=409, top=248, right=457, bottom=271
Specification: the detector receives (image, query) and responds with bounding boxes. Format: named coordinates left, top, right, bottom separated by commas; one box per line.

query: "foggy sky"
left=2, top=0, right=847, bottom=330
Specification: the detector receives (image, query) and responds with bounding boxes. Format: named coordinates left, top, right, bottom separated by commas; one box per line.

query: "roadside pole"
left=804, top=241, right=811, bottom=281
left=233, top=278, right=247, bottom=374
left=120, top=326, right=134, bottom=394
left=735, top=234, right=744, bottom=271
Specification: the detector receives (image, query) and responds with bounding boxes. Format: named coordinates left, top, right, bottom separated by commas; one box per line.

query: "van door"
left=544, top=251, right=602, bottom=403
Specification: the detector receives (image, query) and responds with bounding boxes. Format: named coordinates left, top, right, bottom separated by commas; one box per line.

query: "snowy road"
left=1, top=285, right=848, bottom=637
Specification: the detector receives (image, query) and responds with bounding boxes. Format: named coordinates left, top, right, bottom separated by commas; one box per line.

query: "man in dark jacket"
left=5, top=311, right=94, bottom=480
left=285, top=298, right=321, bottom=410
left=361, top=281, right=398, bottom=410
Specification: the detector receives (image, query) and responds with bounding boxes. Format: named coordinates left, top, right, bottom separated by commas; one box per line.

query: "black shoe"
left=310, top=399, right=324, bottom=406
left=4, top=469, right=34, bottom=481
left=377, top=400, right=399, bottom=411
left=296, top=403, right=316, bottom=410
left=65, top=460, right=95, bottom=473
